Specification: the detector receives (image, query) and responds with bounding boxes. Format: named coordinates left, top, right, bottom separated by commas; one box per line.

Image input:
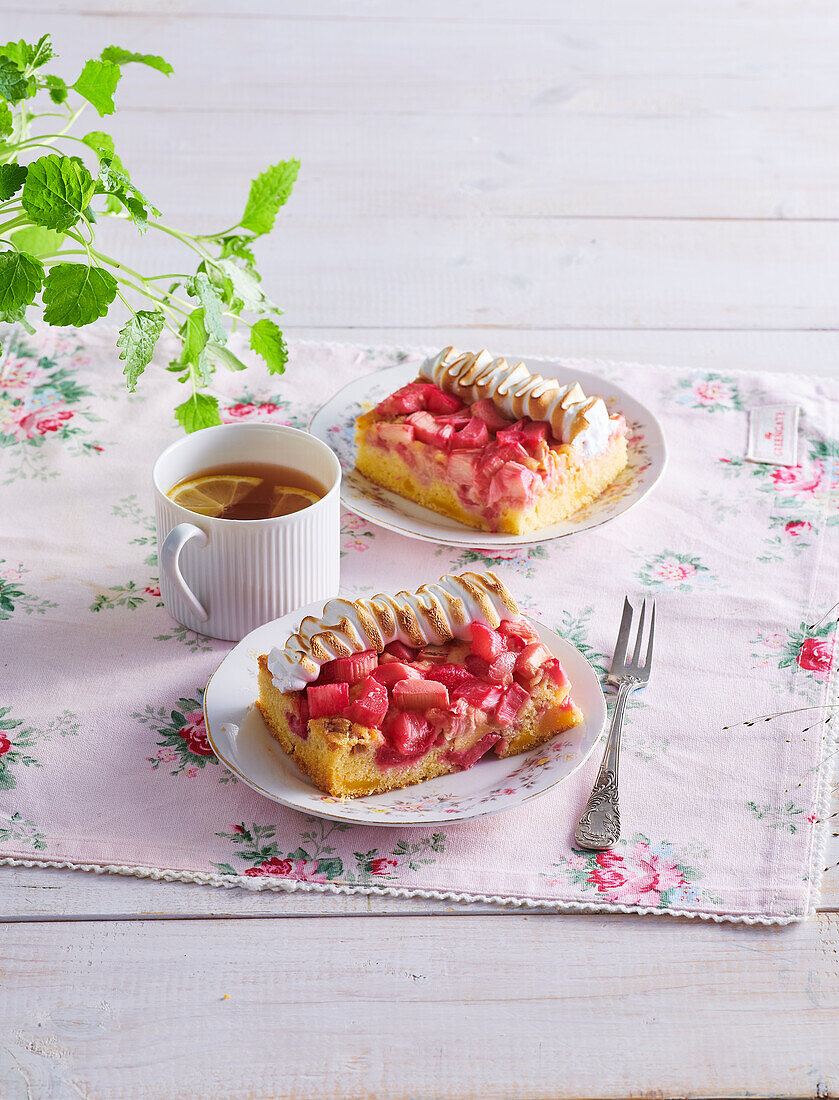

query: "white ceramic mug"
left=153, top=423, right=341, bottom=641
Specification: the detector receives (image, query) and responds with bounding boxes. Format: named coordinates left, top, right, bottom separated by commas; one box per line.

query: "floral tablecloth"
left=1, top=327, right=837, bottom=923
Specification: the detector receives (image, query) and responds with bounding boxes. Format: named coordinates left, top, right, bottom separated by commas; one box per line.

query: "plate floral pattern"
left=309, top=359, right=667, bottom=548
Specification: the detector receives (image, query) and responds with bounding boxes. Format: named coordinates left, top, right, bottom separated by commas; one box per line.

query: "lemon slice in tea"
left=270, top=485, right=320, bottom=517
left=169, top=475, right=263, bottom=518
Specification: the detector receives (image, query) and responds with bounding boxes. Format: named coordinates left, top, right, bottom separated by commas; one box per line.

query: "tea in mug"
left=167, top=461, right=326, bottom=520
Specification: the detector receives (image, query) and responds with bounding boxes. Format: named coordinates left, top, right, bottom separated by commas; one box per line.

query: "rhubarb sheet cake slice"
left=355, top=347, right=628, bottom=535
left=256, top=571, right=583, bottom=798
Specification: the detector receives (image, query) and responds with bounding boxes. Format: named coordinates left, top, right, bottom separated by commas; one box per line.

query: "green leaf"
left=240, top=158, right=299, bottom=236
left=21, top=154, right=96, bottom=232
left=72, top=58, right=121, bottom=117
left=177, top=308, right=209, bottom=367
left=96, top=160, right=159, bottom=229
left=0, top=304, right=35, bottom=332
left=117, top=309, right=165, bottom=390
left=0, top=100, right=13, bottom=138
left=41, top=262, right=117, bottom=326
left=9, top=225, right=64, bottom=258
left=205, top=344, right=247, bottom=372
left=0, top=162, right=26, bottom=200
left=0, top=35, right=53, bottom=71
left=249, top=318, right=287, bottom=375
left=100, top=45, right=173, bottom=76
left=218, top=258, right=277, bottom=314
left=82, top=130, right=115, bottom=161
left=186, top=272, right=226, bottom=342
left=0, top=56, right=28, bottom=104
left=0, top=250, right=44, bottom=311
left=174, top=391, right=221, bottom=434
left=219, top=235, right=256, bottom=266
left=42, top=74, right=67, bottom=104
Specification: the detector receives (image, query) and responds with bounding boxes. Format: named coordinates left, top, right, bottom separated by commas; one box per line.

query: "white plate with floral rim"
left=203, top=601, right=607, bottom=827
left=309, top=358, right=667, bottom=549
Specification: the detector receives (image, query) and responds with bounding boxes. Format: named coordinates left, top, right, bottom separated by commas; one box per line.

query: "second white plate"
left=309, top=357, right=667, bottom=549
left=203, top=603, right=607, bottom=827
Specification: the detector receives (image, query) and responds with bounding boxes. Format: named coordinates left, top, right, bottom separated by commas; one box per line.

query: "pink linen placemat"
left=1, top=327, right=837, bottom=923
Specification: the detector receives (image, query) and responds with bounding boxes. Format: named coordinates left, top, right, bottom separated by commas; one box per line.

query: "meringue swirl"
left=419, top=346, right=613, bottom=456
left=266, top=571, right=518, bottom=692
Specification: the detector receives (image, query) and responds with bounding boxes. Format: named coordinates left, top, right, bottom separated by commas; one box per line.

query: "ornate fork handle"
left=574, top=677, right=640, bottom=851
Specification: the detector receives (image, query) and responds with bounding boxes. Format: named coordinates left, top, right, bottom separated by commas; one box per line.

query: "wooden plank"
left=95, top=215, right=839, bottom=330
left=0, top=913, right=837, bottom=1099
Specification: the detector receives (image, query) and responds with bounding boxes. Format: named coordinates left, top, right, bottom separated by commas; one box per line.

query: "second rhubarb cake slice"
left=256, top=571, right=583, bottom=798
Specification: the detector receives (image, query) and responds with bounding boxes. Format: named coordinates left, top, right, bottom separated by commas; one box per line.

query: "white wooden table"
left=2, top=3, right=838, bottom=1096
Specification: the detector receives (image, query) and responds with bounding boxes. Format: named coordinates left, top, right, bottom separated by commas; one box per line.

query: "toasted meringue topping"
left=266, top=571, right=518, bottom=693
left=419, top=346, right=613, bottom=456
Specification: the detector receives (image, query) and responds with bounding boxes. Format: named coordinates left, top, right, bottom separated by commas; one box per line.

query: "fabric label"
left=746, top=404, right=799, bottom=466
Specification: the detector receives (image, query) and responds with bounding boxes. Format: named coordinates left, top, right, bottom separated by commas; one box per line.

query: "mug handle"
left=160, top=522, right=209, bottom=623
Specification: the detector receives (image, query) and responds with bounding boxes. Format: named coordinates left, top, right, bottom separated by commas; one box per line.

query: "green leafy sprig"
left=0, top=33, right=296, bottom=430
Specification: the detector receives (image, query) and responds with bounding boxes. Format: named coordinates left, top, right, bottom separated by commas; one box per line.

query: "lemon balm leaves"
left=100, top=46, right=173, bottom=77
left=0, top=56, right=29, bottom=104
left=174, top=391, right=222, bottom=434
left=205, top=344, right=248, bottom=373
left=249, top=318, right=288, bottom=376
left=186, top=272, right=226, bottom=343
left=72, top=59, right=121, bottom=117
left=0, top=251, right=44, bottom=312
left=0, top=163, right=27, bottom=201
left=117, top=310, right=165, bottom=390
left=42, top=263, right=118, bottom=325
left=239, top=159, right=300, bottom=237
left=21, top=154, right=95, bottom=232
left=9, top=226, right=65, bottom=258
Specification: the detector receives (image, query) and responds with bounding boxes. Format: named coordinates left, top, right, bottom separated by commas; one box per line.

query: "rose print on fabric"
left=721, top=438, right=839, bottom=525
left=757, top=516, right=816, bottom=564
left=441, top=544, right=549, bottom=581
left=664, top=372, right=745, bottom=413
left=747, top=800, right=812, bottom=834
left=220, top=389, right=309, bottom=430
left=0, top=811, right=47, bottom=850
left=0, top=707, right=79, bottom=791
left=0, top=331, right=105, bottom=483
left=751, top=620, right=836, bottom=683
left=0, top=560, right=56, bottom=621
left=341, top=512, right=376, bottom=556
left=132, top=691, right=231, bottom=779
left=544, top=834, right=722, bottom=910
left=212, top=819, right=446, bottom=884
left=635, top=550, right=715, bottom=592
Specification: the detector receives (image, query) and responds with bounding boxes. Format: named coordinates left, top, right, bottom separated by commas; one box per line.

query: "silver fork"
left=574, top=596, right=656, bottom=851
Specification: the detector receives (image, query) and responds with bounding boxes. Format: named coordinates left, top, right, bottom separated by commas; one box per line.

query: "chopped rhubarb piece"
left=389, top=712, right=436, bottom=757
left=319, top=649, right=377, bottom=685
left=433, top=409, right=472, bottom=429
left=345, top=676, right=389, bottom=728
left=495, top=682, right=530, bottom=724
left=450, top=418, right=489, bottom=450
left=375, top=421, right=415, bottom=445
left=451, top=680, right=503, bottom=713
left=425, top=663, right=475, bottom=690
left=445, top=732, right=501, bottom=769
left=465, top=653, right=490, bottom=679
left=369, top=661, right=421, bottom=687
left=515, top=642, right=553, bottom=679
left=470, top=397, right=512, bottom=431
left=418, top=644, right=450, bottom=663
left=393, top=678, right=450, bottom=711
left=487, top=650, right=517, bottom=685
left=542, top=658, right=569, bottom=688
left=488, top=462, right=538, bottom=506
left=376, top=382, right=434, bottom=416
left=426, top=388, right=464, bottom=414
left=384, top=641, right=418, bottom=661
left=446, top=449, right=482, bottom=486
left=495, top=426, right=528, bottom=448
left=499, top=617, right=539, bottom=644
left=406, top=410, right=455, bottom=450
left=469, top=621, right=506, bottom=663
left=493, top=441, right=532, bottom=466
left=307, top=681, right=349, bottom=718
left=521, top=420, right=549, bottom=447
